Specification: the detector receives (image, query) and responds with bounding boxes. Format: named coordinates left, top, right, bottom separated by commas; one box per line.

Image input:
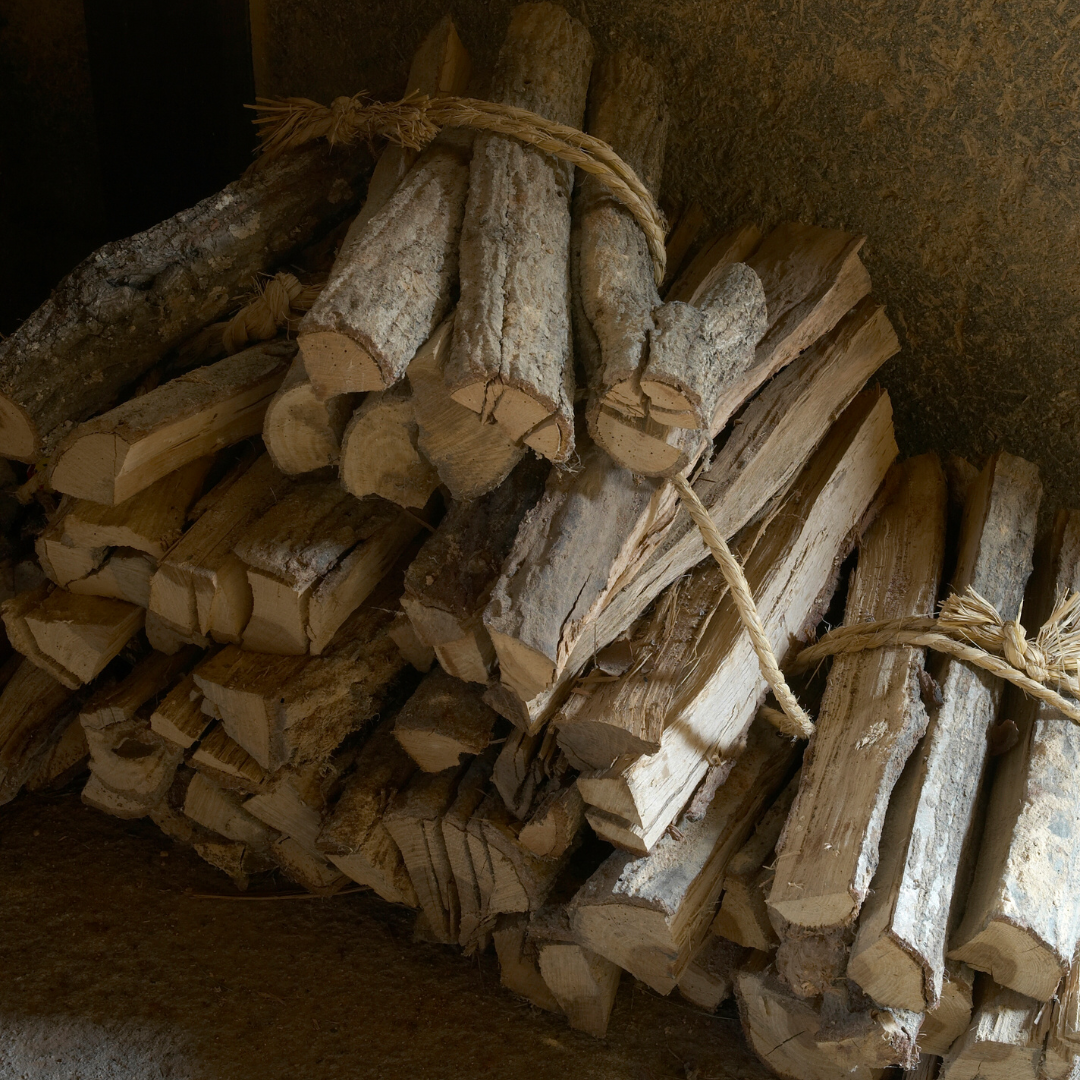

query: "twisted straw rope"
left=220, top=272, right=322, bottom=354
left=250, top=93, right=668, bottom=285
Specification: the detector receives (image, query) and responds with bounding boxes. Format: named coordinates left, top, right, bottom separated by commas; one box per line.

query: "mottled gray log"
left=0, top=144, right=368, bottom=462
left=445, top=2, right=593, bottom=463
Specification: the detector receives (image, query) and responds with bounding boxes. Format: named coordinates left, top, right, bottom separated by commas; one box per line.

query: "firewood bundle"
left=0, top=4, right=1077, bottom=1075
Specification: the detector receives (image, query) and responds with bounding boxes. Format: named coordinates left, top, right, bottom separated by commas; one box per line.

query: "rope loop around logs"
left=249, top=93, right=669, bottom=285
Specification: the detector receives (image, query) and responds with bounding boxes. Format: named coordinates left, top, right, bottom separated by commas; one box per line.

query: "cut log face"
left=392, top=670, right=499, bottom=773
left=485, top=291, right=897, bottom=729
left=80, top=648, right=202, bottom=732
left=402, top=454, right=548, bottom=684
left=537, top=942, right=622, bottom=1038
left=2, top=583, right=83, bottom=687
left=571, top=50, right=667, bottom=405
left=848, top=453, right=1042, bottom=1014
left=578, top=390, right=897, bottom=851
left=24, top=590, right=145, bottom=685
left=445, top=3, right=594, bottom=463
left=407, top=318, right=525, bottom=501
left=316, top=720, right=419, bottom=907
left=83, top=718, right=183, bottom=816
left=0, top=660, right=80, bottom=806
left=0, top=141, right=367, bottom=463
left=493, top=913, right=562, bottom=1012
left=149, top=674, right=212, bottom=749
left=299, top=135, right=471, bottom=399
left=571, top=717, right=798, bottom=994
left=263, top=354, right=357, bottom=475
left=149, top=455, right=290, bottom=645
left=948, top=510, right=1080, bottom=1001
left=68, top=549, right=156, bottom=608
left=938, top=980, right=1051, bottom=1080
left=183, top=771, right=273, bottom=851
left=190, top=724, right=267, bottom=793
left=518, top=777, right=585, bottom=859
left=921, top=961, right=976, bottom=1057
left=768, top=454, right=947, bottom=935
left=339, top=383, right=441, bottom=509
left=676, top=929, right=748, bottom=1013
left=50, top=341, right=295, bottom=505
left=713, top=771, right=801, bottom=951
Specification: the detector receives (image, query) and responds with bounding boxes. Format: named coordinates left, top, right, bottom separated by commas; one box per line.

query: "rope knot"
left=1002, top=620, right=1029, bottom=674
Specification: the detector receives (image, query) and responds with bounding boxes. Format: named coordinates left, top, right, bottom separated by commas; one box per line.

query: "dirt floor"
left=0, top=785, right=771, bottom=1080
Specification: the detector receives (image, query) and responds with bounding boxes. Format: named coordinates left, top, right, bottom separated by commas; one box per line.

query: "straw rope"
left=249, top=93, right=668, bottom=285
left=220, top=271, right=322, bottom=354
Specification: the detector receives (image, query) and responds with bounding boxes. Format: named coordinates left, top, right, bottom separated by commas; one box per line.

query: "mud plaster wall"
left=261, top=0, right=1080, bottom=518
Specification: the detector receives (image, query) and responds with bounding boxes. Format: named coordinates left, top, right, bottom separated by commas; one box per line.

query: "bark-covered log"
left=0, top=144, right=368, bottom=463
left=445, top=3, right=594, bottom=463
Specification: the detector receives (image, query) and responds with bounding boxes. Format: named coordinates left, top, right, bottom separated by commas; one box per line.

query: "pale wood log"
left=183, top=771, right=274, bottom=851
left=571, top=717, right=798, bottom=994
left=299, top=134, right=470, bottom=398
left=82, top=772, right=152, bottom=818
left=193, top=588, right=408, bottom=771
left=735, top=954, right=888, bottom=1080
left=2, top=583, right=82, bottom=686
left=577, top=391, right=896, bottom=851
left=406, top=318, right=524, bottom=501
left=383, top=763, right=467, bottom=944
left=0, top=660, right=81, bottom=805
left=234, top=478, right=420, bottom=655
left=467, top=791, right=501, bottom=923
left=190, top=724, right=267, bottom=794
left=848, top=453, right=1042, bottom=1013
left=387, top=612, right=435, bottom=672
left=768, top=454, right=947, bottom=933
left=493, top=723, right=560, bottom=820
left=339, top=383, right=441, bottom=509
left=815, top=982, right=923, bottom=1069
left=263, top=354, right=357, bottom=475
left=939, top=980, right=1051, bottom=1080
left=36, top=535, right=106, bottom=591
left=676, top=927, right=748, bottom=1012
left=492, top=913, right=562, bottom=1012
left=713, top=771, right=801, bottom=951
left=149, top=674, right=213, bottom=749
left=445, top=3, right=594, bottom=462
left=316, top=719, right=419, bottom=906
left=922, top=962, right=978, bottom=1056
left=1042, top=964, right=1080, bottom=1080
left=68, top=549, right=156, bottom=607
left=949, top=511, right=1080, bottom=1001
left=665, top=224, right=763, bottom=305
left=537, top=940, right=622, bottom=1037
left=571, top=50, right=667, bottom=406
left=149, top=455, right=290, bottom=645
left=393, top=670, right=499, bottom=772
left=269, top=835, right=348, bottom=894
left=58, top=456, right=213, bottom=561
left=441, top=748, right=498, bottom=951
left=485, top=295, right=897, bottom=724
left=518, top=776, right=585, bottom=859
left=50, top=341, right=294, bottom=505
left=24, top=590, right=145, bottom=686
left=79, top=647, right=201, bottom=731
left=0, top=143, right=368, bottom=463
left=83, top=718, right=183, bottom=815
left=401, top=455, right=547, bottom=683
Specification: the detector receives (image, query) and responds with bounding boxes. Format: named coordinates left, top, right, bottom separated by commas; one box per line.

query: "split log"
left=848, top=453, right=1042, bottom=1013
left=922, top=962, right=977, bottom=1057
left=407, top=318, right=524, bottom=501
left=392, top=670, right=499, bottom=772
left=441, top=748, right=498, bottom=951
left=79, top=648, right=201, bottom=732
left=665, top=224, right=763, bottom=305
left=50, top=341, right=295, bottom=505
left=0, top=660, right=81, bottom=805
left=815, top=983, right=922, bottom=1070
left=36, top=531, right=106, bottom=590
left=23, top=709, right=89, bottom=795
left=83, top=718, right=183, bottom=816
left=149, top=454, right=290, bottom=647
left=183, top=771, right=274, bottom=852
left=676, top=926, right=749, bottom=1012
left=492, top=913, right=561, bottom=1013
left=577, top=390, right=896, bottom=851
left=383, top=763, right=467, bottom=944
left=193, top=590, right=408, bottom=772
left=233, top=478, right=421, bottom=655
left=767, top=455, right=947, bottom=935
left=263, top=354, right=357, bottom=475
left=269, top=835, right=348, bottom=895
left=948, top=510, right=1080, bottom=1001
left=712, top=771, right=801, bottom=951
left=387, top=613, right=435, bottom=672
left=485, top=294, right=897, bottom=727
left=571, top=50, right=667, bottom=410
left=518, top=776, right=585, bottom=859
left=2, top=583, right=84, bottom=687
left=938, top=980, right=1050, bottom=1080
left=0, top=142, right=367, bottom=463
left=68, top=550, right=156, bottom=607
left=189, top=724, right=267, bottom=794
left=401, top=455, right=548, bottom=683
left=316, top=719, right=419, bottom=906
left=571, top=716, right=798, bottom=994
left=298, top=134, right=470, bottom=398
left=735, top=955, right=897, bottom=1080
left=338, top=383, right=441, bottom=509
left=493, top=723, right=559, bottom=820
left=149, top=674, right=213, bottom=749
left=1042, top=964, right=1080, bottom=1080
left=24, top=590, right=145, bottom=685
left=445, top=3, right=594, bottom=462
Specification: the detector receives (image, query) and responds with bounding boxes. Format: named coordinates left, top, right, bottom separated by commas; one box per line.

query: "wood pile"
left=0, top=6, right=1077, bottom=1077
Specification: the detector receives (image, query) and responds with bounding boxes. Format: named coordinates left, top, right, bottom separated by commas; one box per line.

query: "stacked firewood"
left=0, top=5, right=1077, bottom=1077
